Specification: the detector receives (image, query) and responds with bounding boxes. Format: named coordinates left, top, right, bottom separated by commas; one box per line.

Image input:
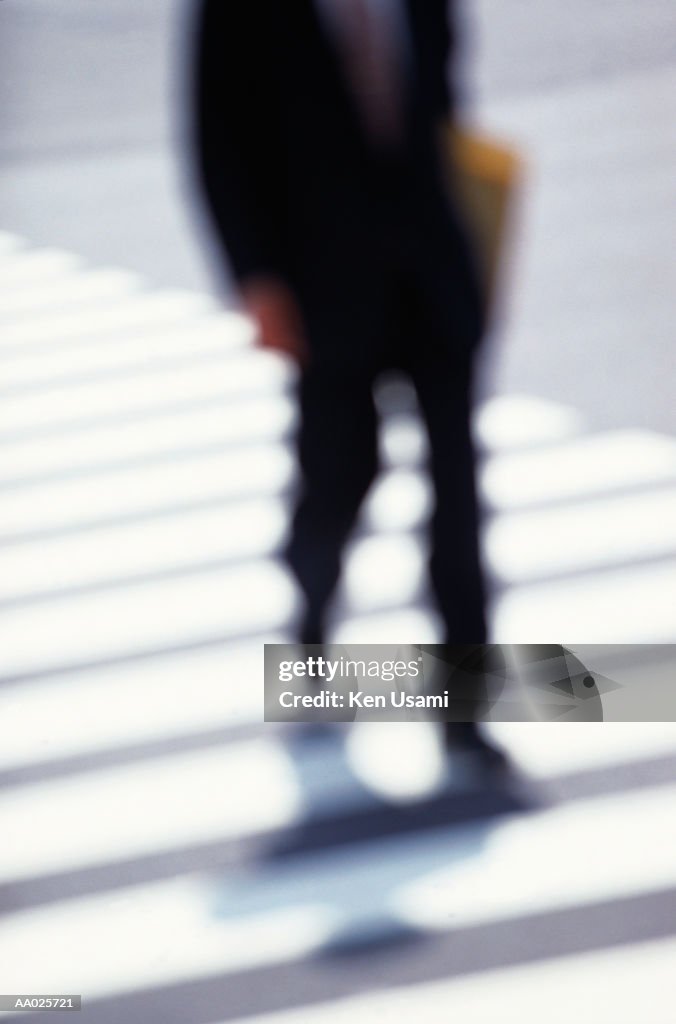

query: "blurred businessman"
left=194, top=1, right=503, bottom=763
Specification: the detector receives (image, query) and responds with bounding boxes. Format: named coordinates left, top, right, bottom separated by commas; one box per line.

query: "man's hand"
left=240, top=276, right=308, bottom=364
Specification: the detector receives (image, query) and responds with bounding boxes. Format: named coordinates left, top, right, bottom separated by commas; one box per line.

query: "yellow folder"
left=443, top=125, right=523, bottom=311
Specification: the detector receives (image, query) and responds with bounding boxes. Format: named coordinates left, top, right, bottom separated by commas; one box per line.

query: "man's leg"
left=285, top=361, right=379, bottom=643
left=411, top=351, right=487, bottom=644
left=409, top=343, right=512, bottom=765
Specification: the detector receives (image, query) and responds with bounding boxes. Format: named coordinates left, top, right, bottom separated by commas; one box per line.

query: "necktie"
left=338, top=0, right=404, bottom=146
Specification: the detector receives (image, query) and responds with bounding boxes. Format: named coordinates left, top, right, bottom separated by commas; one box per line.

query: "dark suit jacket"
left=194, top=0, right=483, bottom=365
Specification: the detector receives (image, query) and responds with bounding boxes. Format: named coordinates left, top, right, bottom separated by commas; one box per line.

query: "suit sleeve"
left=193, top=1, right=286, bottom=285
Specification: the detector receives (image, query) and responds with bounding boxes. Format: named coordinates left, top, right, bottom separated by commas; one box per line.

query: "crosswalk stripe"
left=341, top=534, right=426, bottom=614
left=0, top=248, right=83, bottom=287
left=493, top=719, right=676, bottom=777
left=473, top=394, right=583, bottom=451
left=0, top=268, right=143, bottom=320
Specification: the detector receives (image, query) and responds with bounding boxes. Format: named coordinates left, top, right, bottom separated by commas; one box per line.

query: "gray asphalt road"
left=1, top=0, right=675, bottom=432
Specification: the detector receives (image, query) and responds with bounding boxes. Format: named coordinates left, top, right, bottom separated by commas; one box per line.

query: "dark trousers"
left=285, top=270, right=487, bottom=646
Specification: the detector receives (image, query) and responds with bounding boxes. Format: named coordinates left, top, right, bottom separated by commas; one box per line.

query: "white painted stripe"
left=342, top=534, right=426, bottom=612
left=0, top=880, right=332, bottom=999
left=494, top=559, right=676, bottom=643
left=346, top=722, right=448, bottom=799
left=487, top=486, right=676, bottom=582
left=0, top=349, right=291, bottom=433
left=0, top=444, right=294, bottom=539
left=0, top=497, right=287, bottom=603
left=482, top=430, right=676, bottom=509
left=474, top=394, right=583, bottom=450
left=0, top=560, right=297, bottom=681
left=224, top=937, right=676, bottom=1024
left=0, top=290, right=214, bottom=349
left=0, top=740, right=300, bottom=883
left=0, top=269, right=142, bottom=320
left=490, top=720, right=676, bottom=778
left=393, top=784, right=676, bottom=929
left=379, top=414, right=428, bottom=464
left=0, top=395, right=294, bottom=483
left=0, top=314, right=252, bottom=391
left=0, top=248, right=82, bottom=288
left=364, top=468, right=431, bottom=532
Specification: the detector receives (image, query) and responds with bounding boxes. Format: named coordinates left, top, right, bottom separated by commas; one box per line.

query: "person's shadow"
left=210, top=727, right=534, bottom=957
